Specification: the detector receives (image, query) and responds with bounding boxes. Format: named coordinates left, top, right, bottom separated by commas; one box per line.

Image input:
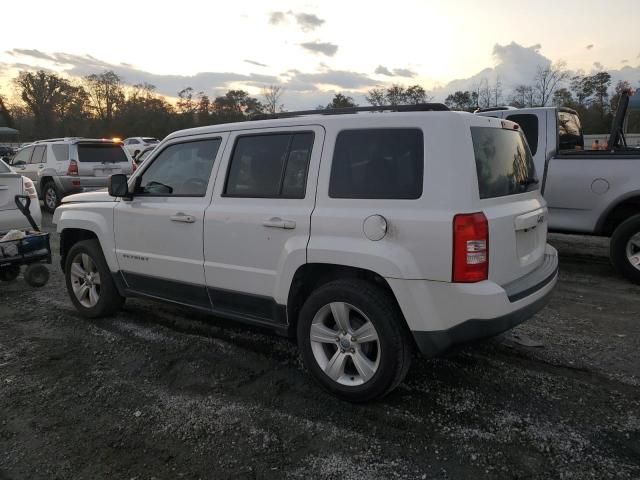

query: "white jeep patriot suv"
left=53, top=104, right=558, bottom=402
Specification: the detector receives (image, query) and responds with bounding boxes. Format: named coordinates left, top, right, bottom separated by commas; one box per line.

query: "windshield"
left=471, top=126, right=538, bottom=199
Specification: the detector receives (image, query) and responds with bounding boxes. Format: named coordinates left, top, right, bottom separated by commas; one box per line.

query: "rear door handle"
left=262, top=217, right=296, bottom=229
left=170, top=212, right=196, bottom=223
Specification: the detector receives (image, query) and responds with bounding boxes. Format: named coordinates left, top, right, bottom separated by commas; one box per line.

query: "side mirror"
left=108, top=174, right=130, bottom=198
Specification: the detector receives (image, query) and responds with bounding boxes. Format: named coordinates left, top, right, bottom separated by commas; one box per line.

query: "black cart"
left=0, top=195, right=51, bottom=287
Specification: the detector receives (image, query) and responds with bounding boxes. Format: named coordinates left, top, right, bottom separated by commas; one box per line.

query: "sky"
left=1, top=0, right=639, bottom=109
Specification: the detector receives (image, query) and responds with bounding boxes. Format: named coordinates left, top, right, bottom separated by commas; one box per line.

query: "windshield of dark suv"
left=77, top=143, right=129, bottom=163
left=471, top=126, right=538, bottom=199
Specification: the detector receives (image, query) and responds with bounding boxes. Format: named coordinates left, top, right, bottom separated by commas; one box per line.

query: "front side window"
left=471, top=126, right=537, bottom=199
left=329, top=129, right=424, bottom=199
left=136, top=138, right=221, bottom=196
left=225, top=132, right=314, bottom=198
left=11, top=147, right=33, bottom=166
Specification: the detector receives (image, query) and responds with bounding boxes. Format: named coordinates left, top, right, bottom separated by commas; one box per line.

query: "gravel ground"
left=1, top=215, right=639, bottom=479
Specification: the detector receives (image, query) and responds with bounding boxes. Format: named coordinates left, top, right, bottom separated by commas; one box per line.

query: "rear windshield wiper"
left=519, top=177, right=539, bottom=187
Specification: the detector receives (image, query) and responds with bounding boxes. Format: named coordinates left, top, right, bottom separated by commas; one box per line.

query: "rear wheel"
left=64, top=239, right=124, bottom=318
left=610, top=214, right=640, bottom=284
left=42, top=181, right=59, bottom=213
left=297, top=279, right=412, bottom=402
left=24, top=264, right=49, bottom=287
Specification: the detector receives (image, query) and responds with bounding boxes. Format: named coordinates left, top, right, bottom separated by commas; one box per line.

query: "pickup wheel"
left=610, top=214, right=640, bottom=284
left=297, top=279, right=412, bottom=402
left=42, top=181, right=60, bottom=213
left=64, top=239, right=124, bottom=318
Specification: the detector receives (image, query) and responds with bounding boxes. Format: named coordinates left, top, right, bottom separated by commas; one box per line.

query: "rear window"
left=471, top=126, right=538, bottom=199
left=143, top=138, right=159, bottom=143
left=558, top=111, right=584, bottom=150
left=77, top=144, right=128, bottom=163
left=329, top=129, right=423, bottom=199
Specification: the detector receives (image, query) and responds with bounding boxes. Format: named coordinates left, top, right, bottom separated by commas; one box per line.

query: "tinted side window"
left=225, top=132, right=314, bottom=198
left=51, top=144, right=70, bottom=162
left=506, top=114, right=539, bottom=155
left=137, top=139, right=221, bottom=196
left=30, top=145, right=46, bottom=164
left=329, top=129, right=423, bottom=199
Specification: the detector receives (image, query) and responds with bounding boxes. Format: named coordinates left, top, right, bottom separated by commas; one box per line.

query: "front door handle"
left=170, top=212, right=196, bottom=223
left=262, top=217, right=296, bottom=229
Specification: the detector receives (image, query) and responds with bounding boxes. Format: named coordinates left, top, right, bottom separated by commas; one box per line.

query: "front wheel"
left=297, top=279, right=412, bottom=402
left=610, top=214, right=640, bottom=284
left=64, top=239, right=124, bottom=318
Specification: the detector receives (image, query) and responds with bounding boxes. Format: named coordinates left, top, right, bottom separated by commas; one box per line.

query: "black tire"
left=24, top=264, right=49, bottom=287
left=610, top=214, right=640, bottom=284
left=42, top=181, right=60, bottom=213
left=0, top=266, right=20, bottom=282
left=297, top=279, right=412, bottom=402
left=64, top=239, right=124, bottom=318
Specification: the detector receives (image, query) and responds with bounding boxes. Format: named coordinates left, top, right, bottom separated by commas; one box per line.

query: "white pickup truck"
left=477, top=92, right=640, bottom=283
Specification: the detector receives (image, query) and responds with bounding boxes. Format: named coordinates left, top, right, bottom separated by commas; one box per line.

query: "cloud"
left=593, top=61, right=604, bottom=70
left=282, top=68, right=377, bottom=91
left=268, top=11, right=286, bottom=25
left=622, top=59, right=629, bottom=64
left=393, top=68, right=416, bottom=78
left=374, top=65, right=416, bottom=78
left=294, top=13, right=324, bottom=31
left=300, top=41, right=338, bottom=57
left=375, top=65, right=393, bottom=76
left=8, top=49, right=56, bottom=61
left=244, top=59, right=268, bottom=68
left=586, top=44, right=594, bottom=50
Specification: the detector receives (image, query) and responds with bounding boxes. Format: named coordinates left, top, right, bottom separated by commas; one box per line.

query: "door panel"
left=114, top=135, right=227, bottom=301
left=204, top=126, right=324, bottom=312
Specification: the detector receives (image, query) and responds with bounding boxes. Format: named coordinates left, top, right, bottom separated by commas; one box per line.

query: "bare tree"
left=533, top=62, right=569, bottom=106
left=365, top=87, right=386, bottom=106
left=262, top=85, right=284, bottom=114
left=84, top=71, right=125, bottom=127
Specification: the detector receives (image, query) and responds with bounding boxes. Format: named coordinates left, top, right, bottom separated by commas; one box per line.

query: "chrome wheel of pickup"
left=69, top=253, right=101, bottom=308
left=626, top=232, right=640, bottom=271
left=309, top=301, right=381, bottom=386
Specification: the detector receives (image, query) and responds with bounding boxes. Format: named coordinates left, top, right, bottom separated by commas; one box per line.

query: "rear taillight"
left=22, top=177, right=37, bottom=199
left=67, top=160, right=79, bottom=176
left=132, top=162, right=137, bottom=172
left=452, top=212, right=489, bottom=283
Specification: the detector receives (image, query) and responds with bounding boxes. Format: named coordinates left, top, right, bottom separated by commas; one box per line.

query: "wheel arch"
left=286, top=263, right=412, bottom=340
left=596, top=193, right=640, bottom=236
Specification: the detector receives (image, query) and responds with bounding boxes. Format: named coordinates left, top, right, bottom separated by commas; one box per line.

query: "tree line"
left=441, top=63, right=639, bottom=134
left=2, top=70, right=285, bottom=141
left=2, top=64, right=638, bottom=141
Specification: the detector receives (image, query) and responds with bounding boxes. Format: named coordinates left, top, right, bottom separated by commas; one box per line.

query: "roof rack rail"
left=32, top=137, right=83, bottom=143
left=473, top=106, right=518, bottom=113
left=251, top=103, right=449, bottom=120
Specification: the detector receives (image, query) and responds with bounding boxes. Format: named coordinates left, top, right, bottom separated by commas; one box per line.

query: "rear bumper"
left=387, top=244, right=558, bottom=356
left=55, top=176, right=108, bottom=196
